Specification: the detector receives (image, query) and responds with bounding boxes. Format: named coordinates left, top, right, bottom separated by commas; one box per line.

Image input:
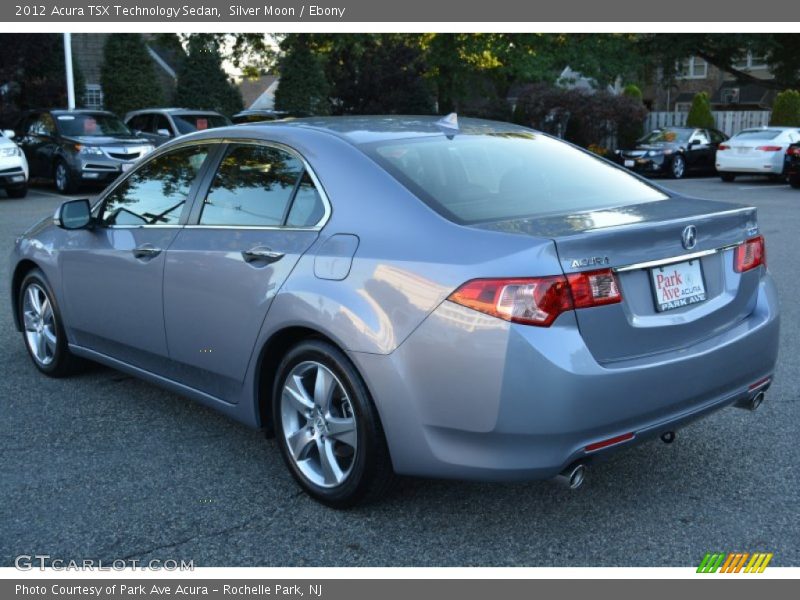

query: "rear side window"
left=200, top=144, right=309, bottom=227
left=363, top=132, right=667, bottom=224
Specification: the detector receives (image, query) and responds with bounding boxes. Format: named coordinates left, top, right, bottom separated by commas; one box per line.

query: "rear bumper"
left=716, top=153, right=784, bottom=174
left=353, top=275, right=780, bottom=481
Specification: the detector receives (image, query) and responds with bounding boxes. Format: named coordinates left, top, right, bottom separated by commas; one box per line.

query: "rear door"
left=162, top=141, right=329, bottom=399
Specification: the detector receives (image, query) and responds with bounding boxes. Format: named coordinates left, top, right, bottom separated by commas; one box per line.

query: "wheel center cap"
left=313, top=413, right=327, bottom=435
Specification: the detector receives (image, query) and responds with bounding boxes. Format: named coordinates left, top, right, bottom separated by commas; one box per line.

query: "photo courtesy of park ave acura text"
left=1, top=30, right=798, bottom=568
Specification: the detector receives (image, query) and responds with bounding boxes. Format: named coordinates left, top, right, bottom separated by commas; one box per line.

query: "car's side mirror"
left=157, top=128, right=172, bottom=137
left=2, top=129, right=15, bottom=139
left=54, top=199, right=93, bottom=230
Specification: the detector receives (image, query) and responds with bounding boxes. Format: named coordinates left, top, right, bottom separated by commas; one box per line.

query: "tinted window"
left=710, top=129, right=727, bottom=144
left=154, top=115, right=173, bottom=136
left=364, top=133, right=667, bottom=224
left=127, top=114, right=151, bottom=133
left=100, top=145, right=209, bottom=226
left=56, top=113, right=131, bottom=137
left=639, top=129, right=692, bottom=143
left=286, top=172, right=326, bottom=227
left=28, top=114, right=56, bottom=136
left=173, top=114, right=229, bottom=135
left=200, top=144, right=303, bottom=227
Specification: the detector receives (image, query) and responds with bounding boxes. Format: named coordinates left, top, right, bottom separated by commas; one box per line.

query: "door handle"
left=132, top=244, right=162, bottom=260
left=242, top=246, right=285, bottom=264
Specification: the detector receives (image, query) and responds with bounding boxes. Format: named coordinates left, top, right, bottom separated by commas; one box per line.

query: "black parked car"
left=785, top=142, right=800, bottom=188
left=15, top=110, right=155, bottom=193
left=614, top=127, right=728, bottom=179
left=124, top=108, right=231, bottom=147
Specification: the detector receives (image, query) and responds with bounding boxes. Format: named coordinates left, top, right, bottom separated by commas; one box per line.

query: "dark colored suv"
left=15, top=110, right=155, bottom=193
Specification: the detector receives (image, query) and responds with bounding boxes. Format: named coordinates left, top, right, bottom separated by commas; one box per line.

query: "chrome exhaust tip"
left=750, top=391, right=765, bottom=411
left=556, top=463, right=587, bottom=490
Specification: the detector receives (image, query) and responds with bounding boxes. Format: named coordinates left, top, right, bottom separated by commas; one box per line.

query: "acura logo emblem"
left=682, top=225, right=697, bottom=250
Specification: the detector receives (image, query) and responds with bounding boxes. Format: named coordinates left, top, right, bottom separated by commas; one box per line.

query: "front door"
left=162, top=142, right=329, bottom=399
left=59, top=143, right=213, bottom=372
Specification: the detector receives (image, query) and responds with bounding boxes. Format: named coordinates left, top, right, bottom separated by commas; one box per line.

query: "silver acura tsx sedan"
left=9, top=116, right=779, bottom=507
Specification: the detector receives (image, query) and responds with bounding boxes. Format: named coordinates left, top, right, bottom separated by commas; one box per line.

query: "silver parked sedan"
left=9, top=116, right=780, bottom=507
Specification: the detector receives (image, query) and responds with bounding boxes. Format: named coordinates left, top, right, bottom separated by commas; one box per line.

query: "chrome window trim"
left=613, top=242, right=742, bottom=273
left=93, top=137, right=332, bottom=232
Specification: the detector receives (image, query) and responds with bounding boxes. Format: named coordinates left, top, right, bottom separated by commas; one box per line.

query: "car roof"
left=49, top=109, right=116, bottom=116
left=127, top=108, right=224, bottom=116
left=235, top=115, right=533, bottom=145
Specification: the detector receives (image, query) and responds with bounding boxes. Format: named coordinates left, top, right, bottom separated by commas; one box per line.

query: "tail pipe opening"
left=736, top=376, right=771, bottom=411
left=555, top=463, right=587, bottom=490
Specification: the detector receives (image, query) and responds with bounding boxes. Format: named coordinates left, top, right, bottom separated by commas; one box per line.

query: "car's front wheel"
left=18, top=269, right=83, bottom=377
left=273, top=339, right=394, bottom=508
left=6, top=184, right=28, bottom=198
left=669, top=154, right=686, bottom=179
left=54, top=159, right=79, bottom=194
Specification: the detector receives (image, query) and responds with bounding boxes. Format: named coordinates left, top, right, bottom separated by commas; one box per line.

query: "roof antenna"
left=436, top=112, right=459, bottom=138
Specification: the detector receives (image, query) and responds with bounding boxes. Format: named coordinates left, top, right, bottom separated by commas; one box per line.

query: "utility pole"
left=64, top=33, right=75, bottom=109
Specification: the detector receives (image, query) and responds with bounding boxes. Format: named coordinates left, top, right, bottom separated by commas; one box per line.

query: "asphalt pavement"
left=1, top=176, right=798, bottom=567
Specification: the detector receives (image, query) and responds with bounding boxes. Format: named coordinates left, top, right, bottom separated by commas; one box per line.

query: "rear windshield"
left=173, top=114, right=230, bottom=134
left=55, top=113, right=131, bottom=137
left=733, top=129, right=783, bottom=140
left=363, top=132, right=667, bottom=224
left=639, top=129, right=692, bottom=144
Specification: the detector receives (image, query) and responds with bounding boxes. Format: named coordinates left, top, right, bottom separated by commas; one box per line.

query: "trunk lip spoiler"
left=613, top=242, right=742, bottom=273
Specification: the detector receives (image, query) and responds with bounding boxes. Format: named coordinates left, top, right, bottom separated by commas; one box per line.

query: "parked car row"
left=615, top=126, right=800, bottom=188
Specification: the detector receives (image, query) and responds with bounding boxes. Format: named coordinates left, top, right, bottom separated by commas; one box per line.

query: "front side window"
left=200, top=144, right=319, bottom=227
left=363, top=132, right=667, bottom=225
left=173, top=114, right=229, bottom=135
left=99, top=145, right=210, bottom=226
left=29, top=114, right=55, bottom=136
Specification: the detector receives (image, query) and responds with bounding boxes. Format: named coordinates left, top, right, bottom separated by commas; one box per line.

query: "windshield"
left=733, top=129, right=783, bottom=140
left=363, top=132, right=668, bottom=225
left=55, top=113, right=132, bottom=137
left=173, top=114, right=230, bottom=134
left=639, top=129, right=692, bottom=144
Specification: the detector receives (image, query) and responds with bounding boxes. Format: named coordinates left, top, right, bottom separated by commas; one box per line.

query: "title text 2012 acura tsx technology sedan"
left=9, top=116, right=780, bottom=507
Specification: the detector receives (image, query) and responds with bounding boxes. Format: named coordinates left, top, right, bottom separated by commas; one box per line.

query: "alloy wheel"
left=280, top=361, right=358, bottom=488
left=671, top=155, right=685, bottom=178
left=22, top=283, right=57, bottom=366
left=55, top=163, right=68, bottom=193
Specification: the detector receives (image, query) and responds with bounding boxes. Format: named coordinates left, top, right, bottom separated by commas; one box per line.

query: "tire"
left=790, top=175, right=800, bottom=189
left=54, top=159, right=79, bottom=194
left=18, top=269, right=84, bottom=377
left=272, top=339, right=395, bottom=508
left=6, top=184, right=28, bottom=198
left=720, top=172, right=736, bottom=182
left=669, top=154, right=686, bottom=179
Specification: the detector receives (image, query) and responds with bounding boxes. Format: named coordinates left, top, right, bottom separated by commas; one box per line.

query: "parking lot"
left=1, top=176, right=798, bottom=567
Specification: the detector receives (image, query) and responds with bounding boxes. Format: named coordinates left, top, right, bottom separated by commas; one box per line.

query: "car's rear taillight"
left=756, top=145, right=783, bottom=152
left=787, top=146, right=800, bottom=156
left=448, top=269, right=621, bottom=327
left=718, top=144, right=730, bottom=151
left=734, top=235, right=766, bottom=273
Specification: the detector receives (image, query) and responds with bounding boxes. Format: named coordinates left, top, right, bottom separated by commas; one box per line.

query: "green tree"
left=686, top=92, right=715, bottom=128
left=274, top=35, right=330, bottom=116
left=176, top=35, right=243, bottom=117
left=618, top=84, right=645, bottom=147
left=770, top=90, right=800, bottom=126
left=100, top=34, right=163, bottom=116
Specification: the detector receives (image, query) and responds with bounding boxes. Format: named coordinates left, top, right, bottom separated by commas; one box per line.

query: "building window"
left=677, top=56, right=708, bottom=79
left=84, top=84, right=104, bottom=110
left=733, top=52, right=768, bottom=71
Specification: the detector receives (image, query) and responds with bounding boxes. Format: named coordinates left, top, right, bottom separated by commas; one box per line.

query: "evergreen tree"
left=685, top=92, right=715, bottom=128
left=175, top=36, right=243, bottom=117
left=618, top=83, right=645, bottom=147
left=100, top=34, right=163, bottom=116
left=770, top=89, right=800, bottom=126
left=274, top=35, right=331, bottom=116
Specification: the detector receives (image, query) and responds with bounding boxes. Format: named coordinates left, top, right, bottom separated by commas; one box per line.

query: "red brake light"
left=448, top=269, right=621, bottom=327
left=756, top=145, right=782, bottom=152
left=788, top=146, right=800, bottom=156
left=717, top=144, right=730, bottom=151
left=734, top=236, right=766, bottom=273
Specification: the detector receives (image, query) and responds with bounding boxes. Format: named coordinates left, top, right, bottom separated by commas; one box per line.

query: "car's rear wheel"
left=789, top=175, right=800, bottom=189
left=54, top=160, right=79, bottom=194
left=6, top=184, right=27, bottom=198
left=273, top=339, right=394, bottom=508
left=720, top=172, right=736, bottom=182
left=669, top=154, right=686, bottom=179
left=18, top=269, right=83, bottom=377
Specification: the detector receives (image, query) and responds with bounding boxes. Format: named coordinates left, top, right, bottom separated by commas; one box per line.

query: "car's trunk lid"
left=476, top=197, right=761, bottom=363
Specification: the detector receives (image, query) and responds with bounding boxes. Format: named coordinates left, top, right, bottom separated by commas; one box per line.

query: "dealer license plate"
left=624, top=159, right=635, bottom=167
left=650, top=260, right=707, bottom=312
left=121, top=162, right=134, bottom=172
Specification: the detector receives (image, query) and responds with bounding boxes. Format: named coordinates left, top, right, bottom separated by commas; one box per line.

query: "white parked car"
left=0, top=129, right=29, bottom=198
left=716, top=127, right=800, bottom=182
